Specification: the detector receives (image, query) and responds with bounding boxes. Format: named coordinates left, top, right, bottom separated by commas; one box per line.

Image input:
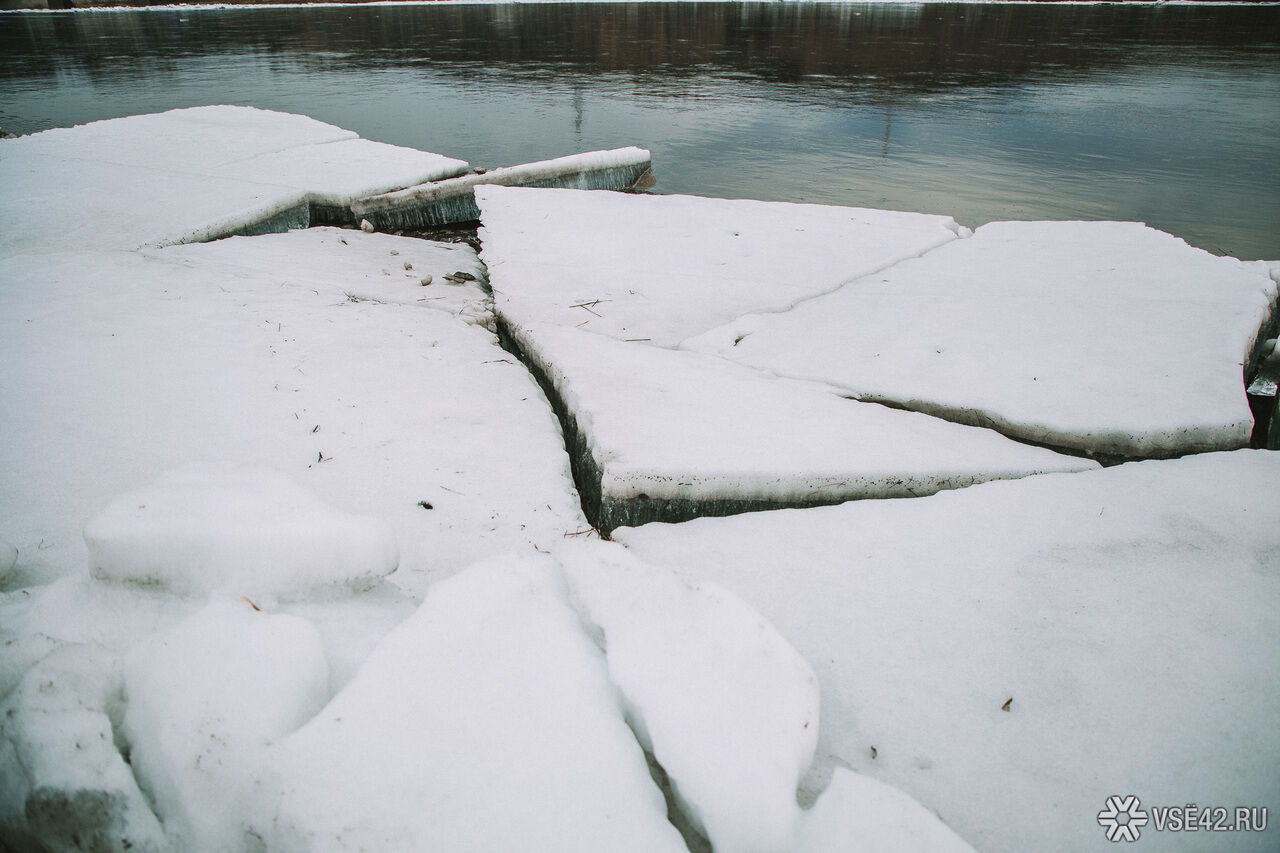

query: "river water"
left=2, top=2, right=1278, bottom=259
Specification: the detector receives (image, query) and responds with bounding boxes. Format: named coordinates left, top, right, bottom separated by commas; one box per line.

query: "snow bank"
left=0, top=644, right=167, bottom=853
left=122, top=600, right=329, bottom=851
left=476, top=185, right=966, bottom=347
left=687, top=221, right=1279, bottom=457
left=616, top=450, right=1280, bottom=853
left=559, top=541, right=819, bottom=853
left=512, top=322, right=1096, bottom=530
left=0, top=106, right=468, bottom=252
left=84, top=466, right=399, bottom=601
left=258, top=554, right=687, bottom=853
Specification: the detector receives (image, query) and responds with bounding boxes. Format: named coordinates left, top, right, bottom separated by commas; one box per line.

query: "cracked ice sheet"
left=615, top=450, right=1280, bottom=853
left=557, top=539, right=977, bottom=853
left=0, top=106, right=467, bottom=253
left=476, top=185, right=966, bottom=347
left=0, top=229, right=585, bottom=599
left=258, top=554, right=688, bottom=853
left=516, top=323, right=1095, bottom=513
left=686, top=221, right=1279, bottom=458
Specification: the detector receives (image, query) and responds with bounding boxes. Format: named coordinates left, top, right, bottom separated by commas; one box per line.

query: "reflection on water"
left=2, top=2, right=1278, bottom=258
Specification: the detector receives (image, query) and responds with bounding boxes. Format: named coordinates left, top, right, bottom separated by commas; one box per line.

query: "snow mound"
left=512, top=322, right=1096, bottom=530
left=84, top=467, right=398, bottom=600
left=797, top=768, right=977, bottom=853
left=476, top=185, right=966, bottom=347
left=0, top=644, right=167, bottom=853
left=0, top=106, right=468, bottom=253
left=559, top=541, right=819, bottom=853
left=258, top=554, right=686, bottom=853
left=616, top=450, right=1280, bottom=853
left=122, top=599, right=329, bottom=851
left=687, top=220, right=1279, bottom=457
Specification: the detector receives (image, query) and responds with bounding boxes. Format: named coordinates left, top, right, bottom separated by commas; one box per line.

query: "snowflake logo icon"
left=1098, top=795, right=1149, bottom=842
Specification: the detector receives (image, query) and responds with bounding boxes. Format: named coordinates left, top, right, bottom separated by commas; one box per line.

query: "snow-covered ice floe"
left=0, top=106, right=468, bottom=253
left=687, top=221, right=1279, bottom=458
left=509, top=321, right=1096, bottom=531
left=615, top=450, right=1280, bottom=853
left=479, top=186, right=1277, bottom=459
left=477, top=184, right=968, bottom=347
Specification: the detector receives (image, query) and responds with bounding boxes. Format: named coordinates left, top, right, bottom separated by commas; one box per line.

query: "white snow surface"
left=558, top=541, right=819, bottom=853
left=476, top=184, right=966, bottom=347
left=616, top=450, right=1280, bottom=853
left=686, top=220, right=1279, bottom=457
left=0, top=229, right=584, bottom=596
left=85, top=467, right=398, bottom=600
left=514, top=322, right=1096, bottom=506
left=121, top=600, right=329, bottom=851
left=0, top=106, right=468, bottom=253
left=258, top=554, right=688, bottom=853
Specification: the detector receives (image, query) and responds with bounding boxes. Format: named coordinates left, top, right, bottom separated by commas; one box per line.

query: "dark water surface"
left=2, top=2, right=1278, bottom=259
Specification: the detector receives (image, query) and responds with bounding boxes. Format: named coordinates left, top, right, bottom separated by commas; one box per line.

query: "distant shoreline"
left=5, top=0, right=1278, bottom=11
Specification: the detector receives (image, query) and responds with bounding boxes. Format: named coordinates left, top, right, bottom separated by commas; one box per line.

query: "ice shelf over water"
left=687, top=220, right=1279, bottom=458
left=509, top=321, right=1096, bottom=531
left=0, top=106, right=468, bottom=253
left=616, top=450, right=1280, bottom=853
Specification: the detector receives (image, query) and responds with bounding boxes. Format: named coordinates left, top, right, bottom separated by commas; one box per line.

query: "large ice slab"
left=688, top=221, right=1279, bottom=457
left=477, top=185, right=966, bottom=347
left=257, top=554, right=687, bottom=853
left=616, top=450, right=1280, bottom=853
left=511, top=322, right=1096, bottom=531
left=0, top=106, right=468, bottom=253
